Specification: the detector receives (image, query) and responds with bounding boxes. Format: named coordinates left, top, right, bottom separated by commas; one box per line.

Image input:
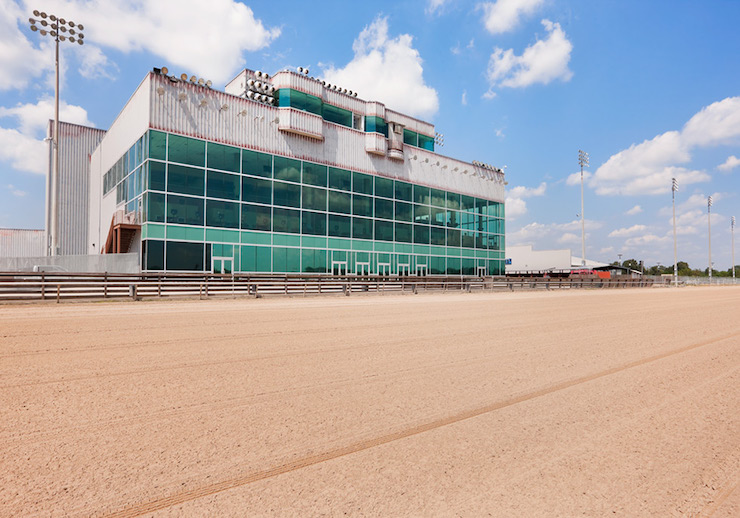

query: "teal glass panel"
left=242, top=176, right=271, bottom=204
left=395, top=180, right=412, bottom=201
left=302, top=186, right=326, bottom=211
left=395, top=222, right=412, bottom=243
left=146, top=223, right=165, bottom=239
left=302, top=211, right=327, bottom=235
left=413, top=225, right=429, bottom=244
left=395, top=201, right=412, bottom=222
left=143, top=240, right=164, bottom=270
left=149, top=161, right=166, bottom=191
left=375, top=243, right=393, bottom=253
left=241, top=203, right=271, bottom=231
left=274, top=156, right=301, bottom=182
left=352, top=172, right=374, bottom=195
left=148, top=131, right=166, bottom=160
left=323, top=103, right=353, bottom=127
left=206, top=200, right=239, bottom=228
left=273, top=247, right=301, bottom=273
left=206, top=229, right=240, bottom=243
left=241, top=230, right=271, bottom=245
left=418, top=133, right=434, bottom=151
left=447, top=257, right=461, bottom=275
left=145, top=192, right=165, bottom=223
left=489, top=235, right=502, bottom=251
left=328, top=238, right=351, bottom=249
left=273, top=207, right=300, bottom=234
left=413, top=204, right=430, bottom=224
left=447, top=228, right=461, bottom=247
left=328, top=167, right=351, bottom=191
left=374, top=198, right=393, bottom=220
left=413, top=185, right=430, bottom=205
left=166, top=241, right=204, bottom=271
left=461, top=195, right=475, bottom=211
left=461, top=230, right=475, bottom=248
left=352, top=217, right=373, bottom=240
left=446, top=246, right=462, bottom=257
left=375, top=176, right=394, bottom=198
left=352, top=195, right=373, bottom=217
left=328, top=214, right=351, bottom=237
left=328, top=190, right=351, bottom=214
left=374, top=220, right=393, bottom=241
left=446, top=192, right=461, bottom=210
left=302, top=236, right=327, bottom=248
left=303, top=162, right=327, bottom=187
left=273, top=233, right=301, bottom=247
left=475, top=198, right=488, bottom=213
left=430, top=206, right=445, bottom=226
left=461, top=258, right=475, bottom=275
left=206, top=142, right=239, bottom=172
left=241, top=245, right=271, bottom=272
left=242, top=150, right=272, bottom=178
left=168, top=164, right=204, bottom=196
left=302, top=249, right=327, bottom=273
left=430, top=188, right=446, bottom=207
left=352, top=240, right=373, bottom=251
left=273, top=182, right=301, bottom=207
left=447, top=210, right=460, bottom=228
left=168, top=134, right=205, bottom=167
left=166, top=195, right=203, bottom=226
left=167, top=225, right=204, bottom=241
left=430, top=256, right=445, bottom=275
left=403, top=129, right=417, bottom=147
left=207, top=171, right=240, bottom=200
left=430, top=226, right=446, bottom=246
left=364, top=116, right=388, bottom=137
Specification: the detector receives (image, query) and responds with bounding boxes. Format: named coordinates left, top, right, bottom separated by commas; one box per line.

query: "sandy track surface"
left=1, top=287, right=738, bottom=517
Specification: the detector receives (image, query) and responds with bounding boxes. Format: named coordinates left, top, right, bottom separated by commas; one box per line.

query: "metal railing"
left=0, top=272, right=655, bottom=303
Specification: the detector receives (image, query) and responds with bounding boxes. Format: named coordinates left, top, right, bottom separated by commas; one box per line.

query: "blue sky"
left=1, top=0, right=738, bottom=269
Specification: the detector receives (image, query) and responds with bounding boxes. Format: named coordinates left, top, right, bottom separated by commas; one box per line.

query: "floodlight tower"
left=707, top=195, right=713, bottom=284
left=732, top=216, right=736, bottom=283
left=28, top=10, right=85, bottom=256
left=578, top=150, right=589, bottom=266
left=672, top=178, right=678, bottom=287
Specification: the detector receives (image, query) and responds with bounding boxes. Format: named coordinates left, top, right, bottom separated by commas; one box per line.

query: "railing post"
left=41, top=272, right=45, bottom=300
left=104, top=272, right=108, bottom=299
left=56, top=284, right=60, bottom=303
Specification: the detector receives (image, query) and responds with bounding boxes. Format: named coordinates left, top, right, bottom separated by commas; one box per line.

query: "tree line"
left=610, top=259, right=739, bottom=277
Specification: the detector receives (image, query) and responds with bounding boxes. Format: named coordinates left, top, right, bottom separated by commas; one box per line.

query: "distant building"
left=0, top=229, right=45, bottom=258
left=505, top=244, right=608, bottom=275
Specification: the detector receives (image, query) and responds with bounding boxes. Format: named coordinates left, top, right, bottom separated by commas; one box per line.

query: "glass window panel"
left=374, top=198, right=393, bottom=220
left=328, top=167, right=351, bottom=191
left=375, top=176, right=394, bottom=198
left=446, top=257, right=461, bottom=275
left=241, top=203, right=271, bottom=231
left=273, top=247, right=302, bottom=273
left=413, top=185, right=430, bottom=205
left=430, top=226, right=446, bottom=246
left=352, top=217, right=373, bottom=240
left=323, top=103, right=353, bottom=127
left=430, top=256, right=445, bottom=275
left=461, top=194, right=475, bottom=211
left=149, top=161, right=166, bottom=191
left=303, top=162, right=327, bottom=187
left=395, top=201, right=412, bottom=222
left=475, top=198, right=488, bottom=214
left=242, top=176, right=272, bottom=205
left=302, top=249, right=327, bottom=273
left=206, top=199, right=240, bottom=228
left=430, top=188, right=446, bottom=207
left=418, top=133, right=434, bottom=151
left=395, top=222, right=412, bottom=243
left=242, top=150, right=272, bottom=178
left=145, top=192, right=165, bottom=223
left=302, top=186, right=326, bottom=211
left=207, top=171, right=240, bottom=200
left=328, top=190, right=351, bottom=214
left=274, top=156, right=301, bottom=182
left=328, top=214, right=351, bottom=237
left=461, top=258, right=475, bottom=275
left=447, top=210, right=460, bottom=228
left=166, top=241, right=204, bottom=271
left=301, top=211, right=327, bottom=236
left=461, top=230, right=475, bottom=248
left=206, top=142, right=240, bottom=172
left=273, top=181, right=301, bottom=207
left=144, top=240, right=164, bottom=270
left=430, top=206, right=446, bottom=226
left=273, top=207, right=300, bottom=234
left=352, top=194, right=373, bottom=217
left=168, top=164, right=204, bottom=196
left=241, top=245, right=271, bottom=272
left=447, top=228, right=461, bottom=247
left=168, top=134, right=205, bottom=167
left=166, top=195, right=203, bottom=226
left=446, top=192, right=461, bottom=210
left=352, top=172, right=374, bottom=195
left=413, top=204, right=430, bottom=224
left=413, top=224, right=429, bottom=244
left=374, top=220, right=394, bottom=241
left=148, top=131, right=166, bottom=160
left=403, top=129, right=417, bottom=147
left=394, top=181, right=412, bottom=201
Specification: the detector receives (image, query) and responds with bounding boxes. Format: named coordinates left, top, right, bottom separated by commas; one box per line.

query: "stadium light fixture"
left=578, top=150, right=590, bottom=266
left=29, top=9, right=85, bottom=256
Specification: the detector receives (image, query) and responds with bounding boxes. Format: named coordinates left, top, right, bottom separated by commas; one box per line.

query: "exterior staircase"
left=103, top=210, right=140, bottom=254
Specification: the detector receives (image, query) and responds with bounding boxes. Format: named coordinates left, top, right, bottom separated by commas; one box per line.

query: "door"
left=398, top=264, right=410, bottom=276
left=477, top=266, right=487, bottom=277
left=356, top=262, right=370, bottom=276
left=377, top=263, right=391, bottom=276
left=415, top=264, right=427, bottom=277
left=212, top=257, right=233, bottom=274
left=331, top=261, right=348, bottom=275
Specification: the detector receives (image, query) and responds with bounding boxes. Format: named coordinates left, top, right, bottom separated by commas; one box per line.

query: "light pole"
left=732, top=216, right=736, bottom=283
left=672, top=177, right=678, bottom=287
left=707, top=195, right=713, bottom=284
left=578, top=150, right=589, bottom=266
left=29, top=10, right=85, bottom=256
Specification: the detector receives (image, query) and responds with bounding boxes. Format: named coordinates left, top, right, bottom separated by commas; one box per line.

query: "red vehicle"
left=569, top=269, right=611, bottom=279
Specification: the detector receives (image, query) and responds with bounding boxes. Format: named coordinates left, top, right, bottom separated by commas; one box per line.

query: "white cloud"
left=485, top=19, right=573, bottom=93
left=461, top=90, right=467, bottom=106
left=322, top=17, right=439, bottom=119
left=624, top=234, right=670, bottom=247
left=427, top=0, right=453, bottom=15
left=566, top=170, right=591, bottom=186
left=21, top=0, right=280, bottom=85
left=718, top=155, right=739, bottom=172
left=558, top=232, right=579, bottom=244
left=592, top=97, right=740, bottom=196
left=7, top=184, right=27, bottom=197
left=503, top=181, right=546, bottom=219
left=0, top=98, right=92, bottom=174
left=609, top=224, right=647, bottom=238
left=77, top=44, right=119, bottom=79
left=507, top=218, right=602, bottom=247
left=626, top=205, right=642, bottom=215
left=480, top=0, right=545, bottom=34
left=0, top=1, right=54, bottom=91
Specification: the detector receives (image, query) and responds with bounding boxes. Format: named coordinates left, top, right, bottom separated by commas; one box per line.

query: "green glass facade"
left=110, top=130, right=505, bottom=274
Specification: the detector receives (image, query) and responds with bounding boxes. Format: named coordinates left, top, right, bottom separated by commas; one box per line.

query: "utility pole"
left=578, top=150, right=589, bottom=266
left=732, top=216, right=736, bottom=283
left=708, top=196, right=713, bottom=284
left=672, top=178, right=678, bottom=287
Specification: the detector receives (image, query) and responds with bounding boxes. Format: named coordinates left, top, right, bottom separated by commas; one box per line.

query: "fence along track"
left=0, top=272, right=653, bottom=303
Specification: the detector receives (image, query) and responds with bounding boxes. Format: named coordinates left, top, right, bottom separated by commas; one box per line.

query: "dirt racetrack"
left=1, top=286, right=738, bottom=517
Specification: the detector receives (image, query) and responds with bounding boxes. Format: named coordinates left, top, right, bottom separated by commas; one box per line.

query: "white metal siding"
left=0, top=229, right=46, bottom=258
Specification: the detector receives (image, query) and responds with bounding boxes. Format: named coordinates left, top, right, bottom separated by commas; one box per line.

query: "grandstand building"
left=82, top=66, right=506, bottom=275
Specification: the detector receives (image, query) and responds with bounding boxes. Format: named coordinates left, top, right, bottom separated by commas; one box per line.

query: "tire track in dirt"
left=99, top=330, right=740, bottom=518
